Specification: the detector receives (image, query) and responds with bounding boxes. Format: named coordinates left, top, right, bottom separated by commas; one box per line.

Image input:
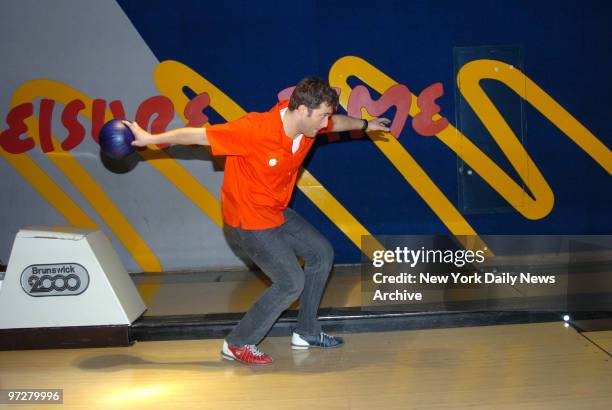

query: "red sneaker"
left=221, top=340, right=274, bottom=365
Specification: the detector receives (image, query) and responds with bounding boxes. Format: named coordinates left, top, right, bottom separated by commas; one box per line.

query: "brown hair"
left=288, top=77, right=339, bottom=111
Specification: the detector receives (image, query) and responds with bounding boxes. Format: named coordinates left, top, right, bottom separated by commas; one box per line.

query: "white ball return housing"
left=0, top=226, right=146, bottom=350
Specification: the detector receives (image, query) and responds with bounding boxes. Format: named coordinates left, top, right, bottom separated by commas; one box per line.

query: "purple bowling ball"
left=99, top=119, right=135, bottom=159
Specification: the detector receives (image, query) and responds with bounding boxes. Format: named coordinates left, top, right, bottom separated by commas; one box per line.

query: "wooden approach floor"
left=1, top=322, right=611, bottom=409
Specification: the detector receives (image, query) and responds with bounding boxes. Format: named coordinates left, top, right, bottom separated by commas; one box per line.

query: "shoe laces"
left=245, top=344, right=266, bottom=357
left=320, top=332, right=337, bottom=343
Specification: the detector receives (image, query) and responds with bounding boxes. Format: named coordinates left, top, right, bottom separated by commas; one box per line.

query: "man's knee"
left=279, top=274, right=305, bottom=300
left=308, top=238, right=334, bottom=271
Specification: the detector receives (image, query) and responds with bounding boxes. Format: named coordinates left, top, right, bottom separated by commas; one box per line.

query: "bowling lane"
left=1, top=322, right=611, bottom=409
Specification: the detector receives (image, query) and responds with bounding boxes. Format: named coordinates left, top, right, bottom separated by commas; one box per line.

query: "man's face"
left=299, top=102, right=334, bottom=137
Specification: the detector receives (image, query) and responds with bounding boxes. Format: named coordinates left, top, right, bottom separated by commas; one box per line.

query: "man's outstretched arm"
left=122, top=121, right=209, bottom=147
left=330, top=115, right=391, bottom=133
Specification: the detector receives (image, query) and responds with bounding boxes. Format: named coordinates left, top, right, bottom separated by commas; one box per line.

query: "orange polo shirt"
left=206, top=100, right=333, bottom=230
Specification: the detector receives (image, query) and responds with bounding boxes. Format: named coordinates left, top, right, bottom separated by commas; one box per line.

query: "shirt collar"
left=274, top=100, right=298, bottom=152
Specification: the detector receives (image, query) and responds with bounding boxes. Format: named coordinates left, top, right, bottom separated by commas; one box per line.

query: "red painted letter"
left=412, top=82, right=449, bottom=136
left=184, top=93, right=210, bottom=127
left=347, top=84, right=411, bottom=139
left=135, top=96, right=174, bottom=149
left=0, top=103, right=34, bottom=154
left=39, top=99, right=55, bottom=152
left=61, top=99, right=86, bottom=151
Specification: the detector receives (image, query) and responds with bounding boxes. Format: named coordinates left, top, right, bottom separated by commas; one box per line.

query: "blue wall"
left=117, top=0, right=611, bottom=262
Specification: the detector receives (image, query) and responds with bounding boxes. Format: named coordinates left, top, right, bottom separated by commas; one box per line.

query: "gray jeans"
left=224, top=208, right=334, bottom=346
